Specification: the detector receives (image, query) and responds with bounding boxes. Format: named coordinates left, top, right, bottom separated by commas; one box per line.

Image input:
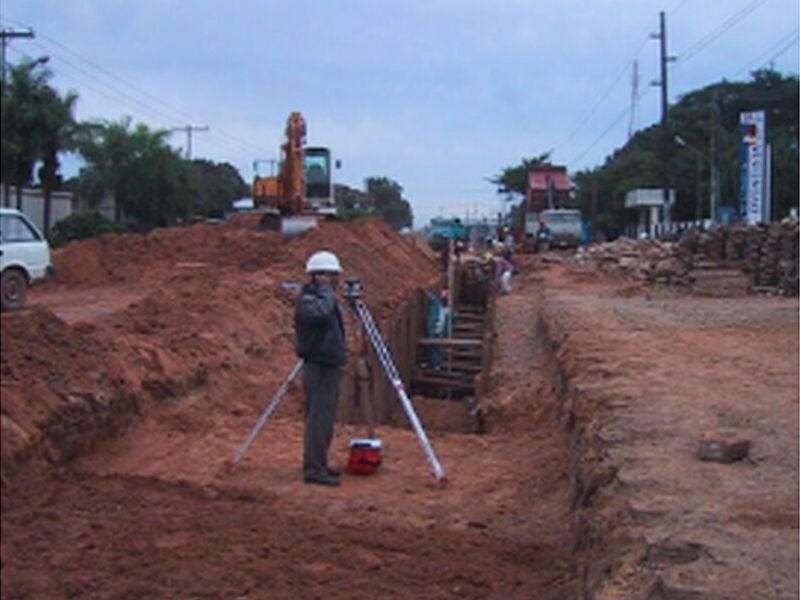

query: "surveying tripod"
left=227, top=278, right=447, bottom=482
left=343, top=278, right=446, bottom=481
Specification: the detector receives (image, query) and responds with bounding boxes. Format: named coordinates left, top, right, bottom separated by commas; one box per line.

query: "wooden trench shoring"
left=338, top=260, right=497, bottom=431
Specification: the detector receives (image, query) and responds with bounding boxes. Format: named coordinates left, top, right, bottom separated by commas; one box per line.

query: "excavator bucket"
left=281, top=216, right=319, bottom=237
left=258, top=211, right=319, bottom=237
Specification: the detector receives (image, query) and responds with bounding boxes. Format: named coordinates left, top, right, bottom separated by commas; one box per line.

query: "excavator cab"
left=303, top=147, right=336, bottom=218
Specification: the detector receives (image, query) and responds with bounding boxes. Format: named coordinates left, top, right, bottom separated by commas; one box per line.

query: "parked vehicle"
left=426, top=217, right=467, bottom=252
left=523, top=208, right=582, bottom=251
left=1, top=208, right=52, bottom=310
left=539, top=209, right=582, bottom=249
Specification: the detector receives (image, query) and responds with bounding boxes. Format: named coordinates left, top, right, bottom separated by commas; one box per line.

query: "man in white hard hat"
left=294, top=250, right=348, bottom=486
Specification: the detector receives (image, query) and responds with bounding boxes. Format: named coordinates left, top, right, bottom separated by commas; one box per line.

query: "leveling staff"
left=294, top=250, right=348, bottom=486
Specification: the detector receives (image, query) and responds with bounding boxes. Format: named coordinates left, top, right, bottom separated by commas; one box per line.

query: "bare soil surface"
left=2, top=222, right=797, bottom=599
left=2, top=220, right=576, bottom=599
left=531, top=257, right=799, bottom=599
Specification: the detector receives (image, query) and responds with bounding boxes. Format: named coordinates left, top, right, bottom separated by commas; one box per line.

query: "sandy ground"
left=2, top=222, right=798, bottom=599
left=532, top=258, right=799, bottom=599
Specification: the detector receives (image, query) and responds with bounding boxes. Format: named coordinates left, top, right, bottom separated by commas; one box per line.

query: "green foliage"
left=335, top=183, right=372, bottom=221
left=75, top=117, right=188, bottom=228
left=335, top=178, right=413, bottom=230
left=185, top=159, right=249, bottom=218
left=48, top=211, right=124, bottom=248
left=1, top=59, right=78, bottom=229
left=572, top=69, right=799, bottom=227
left=488, top=151, right=553, bottom=201
left=365, top=176, right=413, bottom=230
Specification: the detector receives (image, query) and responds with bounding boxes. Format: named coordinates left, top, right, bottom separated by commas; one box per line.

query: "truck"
left=524, top=208, right=582, bottom=251
left=425, top=217, right=467, bottom=252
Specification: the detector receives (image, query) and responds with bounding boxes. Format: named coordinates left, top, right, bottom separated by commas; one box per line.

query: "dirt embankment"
left=1, top=217, right=438, bottom=483
left=532, top=260, right=799, bottom=599
left=2, top=229, right=579, bottom=600
left=3, top=231, right=797, bottom=599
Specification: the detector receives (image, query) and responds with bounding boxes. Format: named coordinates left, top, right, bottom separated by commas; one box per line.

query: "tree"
left=76, top=117, right=188, bottom=228
left=1, top=59, right=52, bottom=210
left=488, top=151, right=553, bottom=203
left=364, top=176, right=413, bottom=230
left=38, top=85, right=78, bottom=232
left=335, top=183, right=371, bottom=221
left=566, top=69, right=798, bottom=232
left=185, top=159, right=249, bottom=218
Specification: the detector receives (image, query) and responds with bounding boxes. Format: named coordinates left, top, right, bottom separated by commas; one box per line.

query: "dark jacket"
left=294, top=282, right=347, bottom=367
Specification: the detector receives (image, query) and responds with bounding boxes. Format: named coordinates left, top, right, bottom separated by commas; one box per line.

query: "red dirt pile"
left=2, top=217, right=438, bottom=482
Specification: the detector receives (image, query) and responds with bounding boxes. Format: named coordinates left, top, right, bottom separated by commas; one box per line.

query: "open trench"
left=1, top=256, right=614, bottom=599
left=333, top=256, right=616, bottom=597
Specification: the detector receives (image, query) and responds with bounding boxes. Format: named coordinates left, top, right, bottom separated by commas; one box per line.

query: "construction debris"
left=698, top=439, right=751, bottom=464
left=573, top=219, right=799, bottom=296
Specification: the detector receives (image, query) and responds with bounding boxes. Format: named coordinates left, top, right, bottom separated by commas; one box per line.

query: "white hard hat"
left=305, top=250, right=342, bottom=274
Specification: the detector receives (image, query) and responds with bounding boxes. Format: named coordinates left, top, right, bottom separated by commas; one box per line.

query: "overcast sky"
left=2, top=0, right=798, bottom=227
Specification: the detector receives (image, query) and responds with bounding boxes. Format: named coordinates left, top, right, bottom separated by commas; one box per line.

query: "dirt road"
left=2, top=221, right=797, bottom=599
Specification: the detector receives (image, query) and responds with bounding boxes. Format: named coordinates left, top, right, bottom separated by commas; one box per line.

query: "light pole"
left=674, top=136, right=706, bottom=226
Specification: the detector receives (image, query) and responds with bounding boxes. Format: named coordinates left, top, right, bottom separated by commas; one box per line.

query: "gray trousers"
left=302, top=362, right=341, bottom=477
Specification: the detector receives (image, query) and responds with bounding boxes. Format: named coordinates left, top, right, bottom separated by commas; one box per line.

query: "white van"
left=1, top=207, right=52, bottom=310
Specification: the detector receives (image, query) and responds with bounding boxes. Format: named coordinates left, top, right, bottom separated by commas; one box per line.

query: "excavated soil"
left=2, top=219, right=577, bottom=599
left=2, top=221, right=798, bottom=599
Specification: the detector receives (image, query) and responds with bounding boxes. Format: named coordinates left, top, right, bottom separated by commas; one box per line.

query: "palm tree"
left=1, top=60, right=50, bottom=209
left=38, top=86, right=78, bottom=232
left=76, top=117, right=186, bottom=227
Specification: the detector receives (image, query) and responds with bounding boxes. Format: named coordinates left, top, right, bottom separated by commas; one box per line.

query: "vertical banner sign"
left=739, top=111, right=766, bottom=224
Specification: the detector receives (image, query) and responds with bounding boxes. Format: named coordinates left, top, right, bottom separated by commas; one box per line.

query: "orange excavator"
left=253, top=111, right=338, bottom=236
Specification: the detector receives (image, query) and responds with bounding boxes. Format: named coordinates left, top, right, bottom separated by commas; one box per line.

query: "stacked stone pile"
left=778, top=220, right=799, bottom=296
left=573, top=219, right=798, bottom=296
left=724, top=226, right=748, bottom=262
left=573, top=238, right=691, bottom=285
left=703, top=226, right=728, bottom=261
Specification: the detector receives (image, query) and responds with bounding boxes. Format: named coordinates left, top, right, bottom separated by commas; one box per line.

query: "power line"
left=554, top=35, right=651, bottom=157
left=564, top=3, right=791, bottom=172
left=3, top=15, right=271, bottom=160
left=8, top=45, right=262, bottom=164
left=554, top=0, right=697, bottom=160
left=736, top=30, right=799, bottom=76
left=171, top=125, right=210, bottom=160
left=673, top=0, right=769, bottom=69
left=668, top=0, right=693, bottom=17
left=566, top=103, right=633, bottom=168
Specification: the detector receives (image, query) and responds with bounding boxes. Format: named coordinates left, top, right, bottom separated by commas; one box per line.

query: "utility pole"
left=591, top=176, right=598, bottom=242
left=694, top=154, right=703, bottom=223
left=0, top=27, right=34, bottom=87
left=709, top=89, right=721, bottom=225
left=253, top=158, right=277, bottom=177
left=171, top=125, right=209, bottom=160
left=1, top=27, right=35, bottom=207
left=628, top=60, right=639, bottom=141
left=652, top=12, right=675, bottom=232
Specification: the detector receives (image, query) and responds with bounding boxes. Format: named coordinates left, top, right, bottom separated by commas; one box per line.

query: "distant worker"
left=294, top=250, right=348, bottom=486
left=429, top=288, right=451, bottom=368
left=502, top=227, right=515, bottom=266
left=494, top=253, right=513, bottom=294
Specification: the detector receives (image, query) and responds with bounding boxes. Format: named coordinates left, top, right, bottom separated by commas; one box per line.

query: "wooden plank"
left=416, top=371, right=477, bottom=383
left=414, top=376, right=475, bottom=390
left=418, top=338, right=482, bottom=347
